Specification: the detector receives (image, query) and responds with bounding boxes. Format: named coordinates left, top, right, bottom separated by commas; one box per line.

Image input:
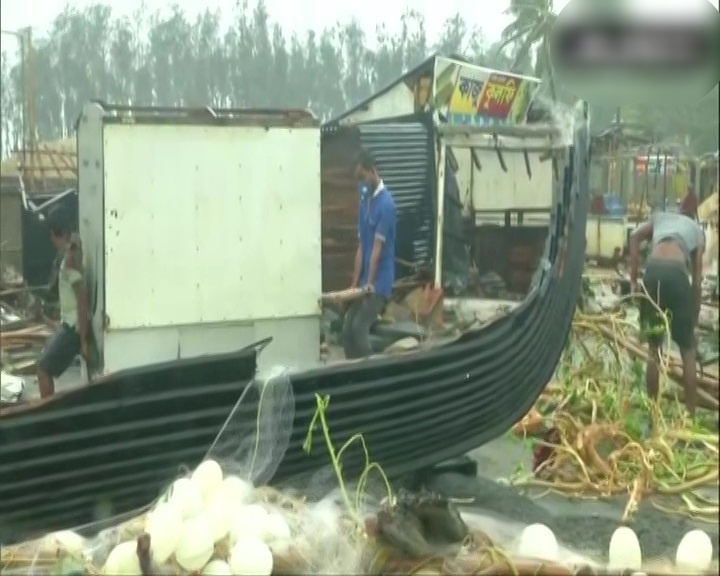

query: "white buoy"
left=102, top=541, right=141, bottom=575
left=229, top=537, right=273, bottom=576
left=205, top=492, right=235, bottom=542
left=169, top=476, right=204, bottom=519
left=202, top=560, right=233, bottom=576
left=145, top=502, right=183, bottom=564
left=675, top=529, right=713, bottom=572
left=608, top=526, right=643, bottom=571
left=261, top=511, right=292, bottom=552
left=262, top=512, right=291, bottom=540
left=518, top=523, right=559, bottom=561
left=175, top=514, right=215, bottom=572
left=191, top=459, right=224, bottom=502
left=231, top=504, right=270, bottom=543
left=218, top=475, right=253, bottom=505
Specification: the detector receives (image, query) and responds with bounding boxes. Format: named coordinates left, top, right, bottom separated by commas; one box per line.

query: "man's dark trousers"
left=342, top=294, right=386, bottom=359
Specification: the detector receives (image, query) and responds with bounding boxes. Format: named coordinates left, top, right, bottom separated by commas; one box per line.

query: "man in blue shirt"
left=342, top=149, right=397, bottom=359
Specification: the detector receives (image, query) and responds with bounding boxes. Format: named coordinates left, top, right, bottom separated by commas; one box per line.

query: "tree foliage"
left=0, top=1, right=717, bottom=158
left=0, top=1, right=507, bottom=154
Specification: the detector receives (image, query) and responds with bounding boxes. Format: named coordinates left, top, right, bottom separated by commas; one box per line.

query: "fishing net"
left=204, top=365, right=294, bottom=486
left=0, top=365, right=300, bottom=575
left=0, top=364, right=387, bottom=575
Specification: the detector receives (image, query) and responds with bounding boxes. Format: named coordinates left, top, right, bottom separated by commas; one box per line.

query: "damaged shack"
left=1, top=140, right=78, bottom=381
left=0, top=138, right=78, bottom=288
left=322, top=55, right=558, bottom=298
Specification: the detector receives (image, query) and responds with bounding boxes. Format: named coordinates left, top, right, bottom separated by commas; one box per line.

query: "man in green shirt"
left=37, top=211, right=89, bottom=398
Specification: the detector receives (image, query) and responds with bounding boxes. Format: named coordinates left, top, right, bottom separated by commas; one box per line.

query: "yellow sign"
left=433, top=57, right=540, bottom=127
left=448, top=76, right=485, bottom=115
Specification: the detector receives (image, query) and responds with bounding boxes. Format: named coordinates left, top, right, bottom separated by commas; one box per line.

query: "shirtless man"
left=629, top=206, right=705, bottom=418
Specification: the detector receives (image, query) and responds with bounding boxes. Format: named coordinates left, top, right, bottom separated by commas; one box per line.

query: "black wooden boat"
left=0, top=347, right=258, bottom=543
left=0, top=112, right=589, bottom=545
left=250, top=113, right=591, bottom=485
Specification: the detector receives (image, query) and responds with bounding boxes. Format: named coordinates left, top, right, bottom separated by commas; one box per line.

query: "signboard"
left=432, top=57, right=541, bottom=127
left=634, top=155, right=678, bottom=175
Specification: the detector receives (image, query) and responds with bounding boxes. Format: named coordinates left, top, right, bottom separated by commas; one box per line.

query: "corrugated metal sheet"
left=358, top=123, right=435, bottom=271
left=320, top=122, right=434, bottom=292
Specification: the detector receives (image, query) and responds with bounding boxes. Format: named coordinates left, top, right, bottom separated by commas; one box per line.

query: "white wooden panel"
left=103, top=123, right=321, bottom=330
left=470, top=151, right=553, bottom=211
left=103, top=317, right=320, bottom=374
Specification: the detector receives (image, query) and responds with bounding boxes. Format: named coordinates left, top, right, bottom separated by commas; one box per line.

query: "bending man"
left=342, top=150, right=397, bottom=359
left=37, top=211, right=89, bottom=398
left=629, top=206, right=705, bottom=418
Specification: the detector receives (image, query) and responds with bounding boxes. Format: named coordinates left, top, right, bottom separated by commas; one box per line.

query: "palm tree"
left=498, top=0, right=557, bottom=100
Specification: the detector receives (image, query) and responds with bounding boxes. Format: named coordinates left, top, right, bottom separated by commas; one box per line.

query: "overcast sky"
left=2, top=0, right=717, bottom=49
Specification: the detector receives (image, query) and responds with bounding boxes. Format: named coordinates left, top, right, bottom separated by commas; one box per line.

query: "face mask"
left=358, top=182, right=370, bottom=200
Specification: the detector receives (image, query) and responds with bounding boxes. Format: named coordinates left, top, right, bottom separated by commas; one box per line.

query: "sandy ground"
left=16, top=363, right=719, bottom=563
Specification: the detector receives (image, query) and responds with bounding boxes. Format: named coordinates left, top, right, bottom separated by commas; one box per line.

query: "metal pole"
left=434, top=141, right=447, bottom=290
left=662, top=154, right=668, bottom=211
left=24, top=27, right=36, bottom=191
left=20, top=31, right=27, bottom=181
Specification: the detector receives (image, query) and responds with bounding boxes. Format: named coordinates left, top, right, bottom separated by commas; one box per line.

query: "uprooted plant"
left=510, top=293, right=719, bottom=523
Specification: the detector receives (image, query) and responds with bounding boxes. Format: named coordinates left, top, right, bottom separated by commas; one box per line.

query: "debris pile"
left=512, top=284, right=719, bottom=524
left=320, top=277, right=525, bottom=360
left=1, top=264, right=56, bottom=382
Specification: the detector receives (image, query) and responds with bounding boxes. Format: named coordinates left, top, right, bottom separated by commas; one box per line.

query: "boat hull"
left=0, top=348, right=257, bottom=543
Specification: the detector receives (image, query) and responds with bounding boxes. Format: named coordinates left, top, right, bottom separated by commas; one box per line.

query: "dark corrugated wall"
left=23, top=192, right=79, bottom=288
left=320, top=122, right=435, bottom=292
left=358, top=123, right=435, bottom=276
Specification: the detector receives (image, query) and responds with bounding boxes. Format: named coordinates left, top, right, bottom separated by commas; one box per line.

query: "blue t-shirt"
left=358, top=187, right=396, bottom=298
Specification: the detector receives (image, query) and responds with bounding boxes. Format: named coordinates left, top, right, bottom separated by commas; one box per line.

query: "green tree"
left=269, top=24, right=290, bottom=109
left=147, top=6, right=194, bottom=106
left=338, top=20, right=374, bottom=107
left=624, top=89, right=720, bottom=154
left=433, top=14, right=470, bottom=56
left=401, top=11, right=428, bottom=70
left=316, top=28, right=346, bottom=119
left=0, top=49, right=15, bottom=155
left=108, top=16, right=137, bottom=104
left=499, top=0, right=557, bottom=98
left=13, top=2, right=716, bottom=152
left=189, top=9, right=226, bottom=106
